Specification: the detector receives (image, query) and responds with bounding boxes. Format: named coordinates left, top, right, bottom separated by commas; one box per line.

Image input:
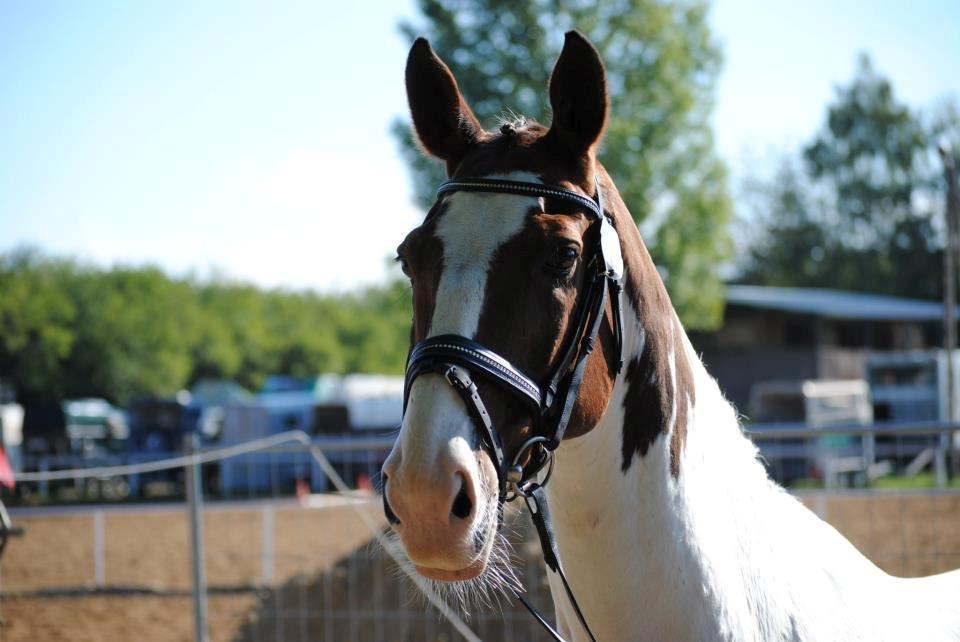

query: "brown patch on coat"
left=396, top=203, right=446, bottom=343
left=473, top=209, right=615, bottom=456
left=598, top=180, right=696, bottom=476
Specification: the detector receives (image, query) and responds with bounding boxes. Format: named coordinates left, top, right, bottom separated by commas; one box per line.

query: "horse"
left=381, top=30, right=960, bottom=641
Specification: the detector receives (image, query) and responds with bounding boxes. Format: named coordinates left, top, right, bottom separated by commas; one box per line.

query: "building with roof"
left=688, top=285, right=953, bottom=413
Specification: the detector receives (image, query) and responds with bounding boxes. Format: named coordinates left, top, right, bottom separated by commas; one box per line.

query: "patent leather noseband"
left=401, top=175, right=624, bottom=642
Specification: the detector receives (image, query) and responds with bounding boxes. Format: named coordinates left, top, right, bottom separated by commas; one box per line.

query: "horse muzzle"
left=381, top=419, right=500, bottom=579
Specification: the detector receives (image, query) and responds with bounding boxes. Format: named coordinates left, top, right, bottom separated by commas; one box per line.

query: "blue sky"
left=1, top=1, right=958, bottom=291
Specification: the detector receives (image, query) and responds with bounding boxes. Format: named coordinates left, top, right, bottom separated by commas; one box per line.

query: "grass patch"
left=787, top=474, right=960, bottom=490
left=870, top=473, right=960, bottom=489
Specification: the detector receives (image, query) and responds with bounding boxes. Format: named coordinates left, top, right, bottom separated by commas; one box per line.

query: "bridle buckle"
left=443, top=364, right=468, bottom=390
left=505, top=435, right=555, bottom=500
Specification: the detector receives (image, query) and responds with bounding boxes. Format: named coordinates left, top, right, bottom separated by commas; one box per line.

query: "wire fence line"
left=14, top=420, right=956, bottom=484
left=13, top=432, right=398, bottom=483
left=746, top=422, right=960, bottom=581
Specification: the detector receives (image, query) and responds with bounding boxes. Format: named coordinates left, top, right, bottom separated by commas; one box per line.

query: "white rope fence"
left=13, top=430, right=482, bottom=642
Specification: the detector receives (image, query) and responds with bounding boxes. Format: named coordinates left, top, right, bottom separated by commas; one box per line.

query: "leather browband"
left=436, top=178, right=604, bottom=221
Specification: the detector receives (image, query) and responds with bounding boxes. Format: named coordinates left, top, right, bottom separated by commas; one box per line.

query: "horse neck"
left=539, top=177, right=960, bottom=641
left=542, top=180, right=811, bottom=638
left=544, top=294, right=769, bottom=636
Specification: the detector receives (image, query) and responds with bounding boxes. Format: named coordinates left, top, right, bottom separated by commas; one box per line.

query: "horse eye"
left=553, top=246, right=579, bottom=270
left=397, top=256, right=411, bottom=277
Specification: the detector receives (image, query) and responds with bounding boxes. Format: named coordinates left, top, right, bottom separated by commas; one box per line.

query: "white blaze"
left=429, top=178, right=539, bottom=337
left=397, top=173, right=541, bottom=486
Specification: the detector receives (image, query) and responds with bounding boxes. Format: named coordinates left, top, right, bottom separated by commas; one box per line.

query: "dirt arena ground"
left=1, top=491, right=958, bottom=641
left=0, top=497, right=387, bottom=642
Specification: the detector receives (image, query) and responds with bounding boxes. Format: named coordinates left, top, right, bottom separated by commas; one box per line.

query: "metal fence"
left=0, top=432, right=555, bottom=642
left=747, top=421, right=959, bottom=488
left=1, top=424, right=958, bottom=642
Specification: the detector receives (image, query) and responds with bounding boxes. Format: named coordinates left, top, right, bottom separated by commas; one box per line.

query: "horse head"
left=382, top=31, right=624, bottom=589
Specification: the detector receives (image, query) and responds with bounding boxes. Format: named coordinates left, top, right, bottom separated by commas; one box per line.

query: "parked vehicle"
left=867, top=350, right=960, bottom=477
left=215, top=374, right=402, bottom=496
left=867, top=350, right=960, bottom=423
left=748, top=379, right=874, bottom=485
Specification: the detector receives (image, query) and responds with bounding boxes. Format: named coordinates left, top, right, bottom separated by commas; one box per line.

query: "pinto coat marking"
left=388, top=30, right=960, bottom=642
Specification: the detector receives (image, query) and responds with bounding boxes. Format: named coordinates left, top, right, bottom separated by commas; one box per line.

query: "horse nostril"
left=382, top=474, right=401, bottom=525
left=451, top=477, right=473, bottom=520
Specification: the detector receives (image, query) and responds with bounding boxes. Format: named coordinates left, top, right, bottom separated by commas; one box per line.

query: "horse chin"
left=414, top=556, right=487, bottom=582
left=409, top=509, right=498, bottom=584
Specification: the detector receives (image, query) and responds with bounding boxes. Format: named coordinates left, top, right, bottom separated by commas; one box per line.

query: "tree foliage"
left=0, top=249, right=412, bottom=404
left=393, top=0, right=732, bottom=328
left=741, top=56, right=958, bottom=299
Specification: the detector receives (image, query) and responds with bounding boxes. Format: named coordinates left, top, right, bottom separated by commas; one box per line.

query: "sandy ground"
left=1, top=491, right=959, bottom=641
left=0, top=497, right=388, bottom=642
left=797, top=491, right=960, bottom=576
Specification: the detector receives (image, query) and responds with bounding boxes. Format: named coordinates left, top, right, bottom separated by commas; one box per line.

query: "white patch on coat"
left=545, top=300, right=960, bottom=641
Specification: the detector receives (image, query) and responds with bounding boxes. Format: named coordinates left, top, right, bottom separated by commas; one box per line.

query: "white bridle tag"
left=600, top=216, right=624, bottom=281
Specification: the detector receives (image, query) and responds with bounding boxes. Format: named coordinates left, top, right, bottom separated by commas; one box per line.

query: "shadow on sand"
left=233, top=509, right=558, bottom=642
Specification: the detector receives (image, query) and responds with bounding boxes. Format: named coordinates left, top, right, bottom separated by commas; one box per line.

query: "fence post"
left=185, top=433, right=209, bottom=642
left=940, top=141, right=960, bottom=479
left=93, top=509, right=105, bottom=588
left=39, top=458, right=49, bottom=499
left=261, top=504, right=274, bottom=586
left=935, top=442, right=948, bottom=488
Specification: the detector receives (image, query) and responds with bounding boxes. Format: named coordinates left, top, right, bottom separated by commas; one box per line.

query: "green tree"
left=394, top=0, right=732, bottom=328
left=335, top=280, right=413, bottom=374
left=0, top=250, right=413, bottom=403
left=805, top=55, right=930, bottom=245
left=62, top=266, right=197, bottom=403
left=0, top=250, right=77, bottom=402
left=741, top=55, right=955, bottom=300
left=740, top=160, right=831, bottom=288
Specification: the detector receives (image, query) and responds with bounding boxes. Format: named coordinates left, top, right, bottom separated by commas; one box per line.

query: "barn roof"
left=726, top=285, right=955, bottom=321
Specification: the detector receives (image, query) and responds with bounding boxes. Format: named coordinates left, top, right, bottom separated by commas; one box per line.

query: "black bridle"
left=402, top=175, right=625, bottom=642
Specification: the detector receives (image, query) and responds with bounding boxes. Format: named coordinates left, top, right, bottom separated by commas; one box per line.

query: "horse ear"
left=547, top=31, right=608, bottom=156
left=405, top=38, right=484, bottom=171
